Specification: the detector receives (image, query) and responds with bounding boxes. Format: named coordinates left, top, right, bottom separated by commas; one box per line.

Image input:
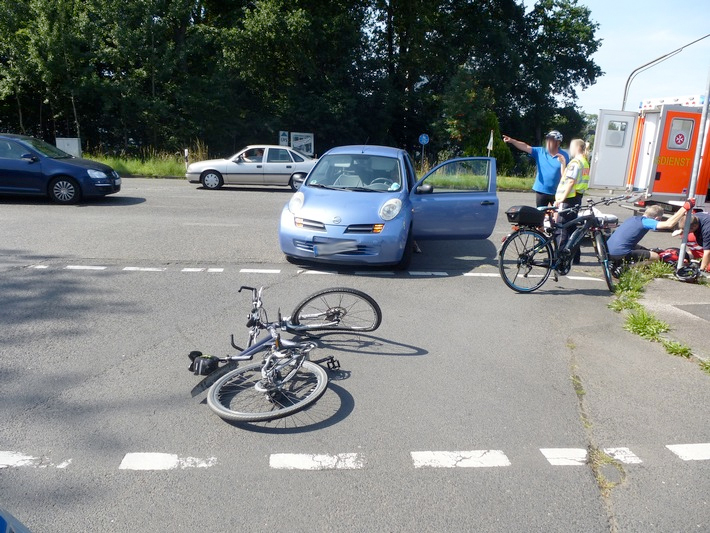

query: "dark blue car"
left=0, top=133, right=121, bottom=204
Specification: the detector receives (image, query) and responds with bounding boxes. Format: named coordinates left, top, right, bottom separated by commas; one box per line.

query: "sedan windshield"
left=306, top=154, right=402, bottom=192
left=22, top=138, right=72, bottom=159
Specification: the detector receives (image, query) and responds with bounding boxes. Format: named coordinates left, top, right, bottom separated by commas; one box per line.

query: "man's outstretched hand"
left=683, top=198, right=696, bottom=211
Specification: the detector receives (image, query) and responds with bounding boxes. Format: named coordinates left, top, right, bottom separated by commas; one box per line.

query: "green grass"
left=661, top=339, right=693, bottom=358
left=700, top=360, right=710, bottom=375
left=608, top=292, right=641, bottom=313
left=497, top=175, right=534, bottom=191
left=88, top=153, right=187, bottom=178
left=615, top=267, right=651, bottom=294
left=624, top=308, right=670, bottom=341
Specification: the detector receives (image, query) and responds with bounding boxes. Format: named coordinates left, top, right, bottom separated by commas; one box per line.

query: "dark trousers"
left=535, top=192, right=556, bottom=207
left=557, top=194, right=583, bottom=253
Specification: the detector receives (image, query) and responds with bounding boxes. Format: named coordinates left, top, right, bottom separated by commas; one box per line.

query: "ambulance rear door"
left=589, top=110, right=638, bottom=189
left=648, top=105, right=701, bottom=200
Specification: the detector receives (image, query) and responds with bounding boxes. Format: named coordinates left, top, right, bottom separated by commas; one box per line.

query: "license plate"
left=313, top=240, right=358, bottom=256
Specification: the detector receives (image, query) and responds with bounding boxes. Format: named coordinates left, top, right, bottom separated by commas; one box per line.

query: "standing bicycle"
left=498, top=196, right=629, bottom=293
left=188, top=286, right=382, bottom=422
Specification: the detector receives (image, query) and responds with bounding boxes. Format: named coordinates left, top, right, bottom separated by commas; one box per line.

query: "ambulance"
left=589, top=95, right=709, bottom=212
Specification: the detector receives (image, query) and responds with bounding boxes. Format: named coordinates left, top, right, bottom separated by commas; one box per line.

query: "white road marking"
left=603, top=447, right=643, bottom=464
left=269, top=453, right=364, bottom=470
left=29, top=265, right=48, bottom=269
left=666, top=443, right=710, bottom=461
left=123, top=267, right=166, bottom=272
left=118, top=453, right=217, bottom=470
left=464, top=272, right=500, bottom=277
left=0, top=451, right=71, bottom=469
left=540, top=448, right=588, bottom=466
left=207, top=268, right=224, bottom=273
left=411, top=450, right=511, bottom=468
left=65, top=265, right=107, bottom=270
left=409, top=271, right=449, bottom=277
left=566, top=276, right=603, bottom=282
left=240, top=268, right=281, bottom=274
left=181, top=268, right=205, bottom=272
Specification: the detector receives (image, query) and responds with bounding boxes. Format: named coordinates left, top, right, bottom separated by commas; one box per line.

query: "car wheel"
left=49, top=177, right=81, bottom=204
left=201, top=170, right=223, bottom=190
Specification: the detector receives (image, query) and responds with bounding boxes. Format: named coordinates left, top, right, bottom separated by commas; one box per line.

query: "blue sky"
left=522, top=0, right=710, bottom=113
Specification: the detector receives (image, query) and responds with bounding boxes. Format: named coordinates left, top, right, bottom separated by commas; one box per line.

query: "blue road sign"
left=419, top=134, right=430, bottom=145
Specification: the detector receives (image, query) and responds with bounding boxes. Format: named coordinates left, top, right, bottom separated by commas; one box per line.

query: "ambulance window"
left=667, top=118, right=694, bottom=151
left=605, top=121, right=627, bottom=147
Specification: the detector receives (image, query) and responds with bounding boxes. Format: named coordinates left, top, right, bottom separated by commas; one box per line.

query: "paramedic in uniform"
left=688, top=212, right=710, bottom=273
left=607, top=200, right=695, bottom=264
left=503, top=130, right=569, bottom=207
left=553, top=139, right=591, bottom=262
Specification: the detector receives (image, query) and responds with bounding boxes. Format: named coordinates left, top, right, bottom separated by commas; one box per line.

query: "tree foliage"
left=0, top=0, right=601, bottom=168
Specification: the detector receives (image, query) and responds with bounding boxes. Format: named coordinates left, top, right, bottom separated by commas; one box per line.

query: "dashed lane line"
left=239, top=268, right=281, bottom=274
left=65, top=265, right=107, bottom=271
left=666, top=443, right=710, bottom=461
left=123, top=267, right=166, bottom=272
left=411, top=450, right=511, bottom=468
left=2, top=444, right=708, bottom=471
left=0, top=451, right=71, bottom=469
left=269, top=453, right=364, bottom=470
left=118, top=453, right=217, bottom=470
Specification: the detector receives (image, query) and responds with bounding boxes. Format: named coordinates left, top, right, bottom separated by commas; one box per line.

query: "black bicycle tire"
left=594, top=231, right=615, bottom=293
left=290, top=287, right=382, bottom=332
left=498, top=229, right=553, bottom=293
left=206, top=360, right=329, bottom=422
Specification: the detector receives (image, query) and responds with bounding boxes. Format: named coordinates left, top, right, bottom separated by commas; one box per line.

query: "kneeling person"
left=607, top=203, right=692, bottom=263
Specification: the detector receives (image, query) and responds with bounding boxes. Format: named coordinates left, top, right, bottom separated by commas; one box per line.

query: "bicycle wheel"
left=498, top=229, right=553, bottom=293
left=291, top=287, right=382, bottom=332
left=594, top=231, right=615, bottom=293
left=207, top=360, right=328, bottom=422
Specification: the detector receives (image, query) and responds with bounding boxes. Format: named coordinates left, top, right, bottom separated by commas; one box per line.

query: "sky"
left=523, top=0, right=710, bottom=114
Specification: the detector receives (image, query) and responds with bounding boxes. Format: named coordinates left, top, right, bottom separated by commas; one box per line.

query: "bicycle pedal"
left=326, top=357, right=341, bottom=370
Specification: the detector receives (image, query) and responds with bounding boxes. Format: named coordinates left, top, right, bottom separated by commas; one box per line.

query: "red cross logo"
left=675, top=133, right=685, bottom=145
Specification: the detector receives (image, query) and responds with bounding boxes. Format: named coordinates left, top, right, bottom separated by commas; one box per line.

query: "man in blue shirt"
left=607, top=202, right=693, bottom=262
left=688, top=212, right=710, bottom=272
left=503, top=130, right=570, bottom=207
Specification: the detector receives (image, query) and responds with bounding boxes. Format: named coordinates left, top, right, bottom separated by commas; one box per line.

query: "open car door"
left=410, top=157, right=498, bottom=240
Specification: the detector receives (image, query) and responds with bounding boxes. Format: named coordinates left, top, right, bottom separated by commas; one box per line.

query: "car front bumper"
left=186, top=172, right=201, bottom=183
left=83, top=176, right=121, bottom=197
left=279, top=208, right=409, bottom=265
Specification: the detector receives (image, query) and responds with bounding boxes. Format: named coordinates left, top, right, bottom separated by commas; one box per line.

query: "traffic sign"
left=279, top=131, right=289, bottom=146
left=419, top=134, right=430, bottom=145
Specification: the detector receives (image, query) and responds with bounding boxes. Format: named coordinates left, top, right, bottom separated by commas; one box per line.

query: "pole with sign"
left=419, top=133, right=429, bottom=170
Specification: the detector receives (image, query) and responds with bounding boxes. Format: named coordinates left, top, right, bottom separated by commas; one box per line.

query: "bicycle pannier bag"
left=505, top=205, right=544, bottom=226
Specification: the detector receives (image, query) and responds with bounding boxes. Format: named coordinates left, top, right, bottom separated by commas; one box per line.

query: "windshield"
left=305, top=154, right=402, bottom=192
left=22, top=138, right=72, bottom=159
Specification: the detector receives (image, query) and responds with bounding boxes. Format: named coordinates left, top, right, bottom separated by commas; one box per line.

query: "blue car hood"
left=53, top=157, right=115, bottom=173
left=296, top=187, right=404, bottom=226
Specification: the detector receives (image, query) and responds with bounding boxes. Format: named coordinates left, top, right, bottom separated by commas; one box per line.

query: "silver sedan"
left=186, top=145, right=316, bottom=191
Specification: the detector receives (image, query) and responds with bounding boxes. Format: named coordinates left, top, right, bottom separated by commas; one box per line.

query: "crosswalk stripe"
left=603, top=447, right=643, bottom=464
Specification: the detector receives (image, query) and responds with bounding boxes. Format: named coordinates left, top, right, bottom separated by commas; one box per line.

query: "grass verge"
left=610, top=264, right=700, bottom=365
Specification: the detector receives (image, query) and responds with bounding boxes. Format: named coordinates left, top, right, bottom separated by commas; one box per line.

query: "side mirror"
left=21, top=153, right=39, bottom=163
left=235, top=155, right=244, bottom=163
left=416, top=183, right=433, bottom=194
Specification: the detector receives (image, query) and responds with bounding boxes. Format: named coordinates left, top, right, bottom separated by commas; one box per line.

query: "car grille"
left=293, top=239, right=377, bottom=256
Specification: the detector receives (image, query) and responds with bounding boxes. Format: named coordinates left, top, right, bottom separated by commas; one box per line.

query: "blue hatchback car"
left=279, top=145, right=499, bottom=268
left=0, top=133, right=121, bottom=203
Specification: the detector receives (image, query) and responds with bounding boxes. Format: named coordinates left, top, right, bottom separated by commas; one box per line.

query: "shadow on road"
left=0, top=194, right=145, bottom=206
left=306, top=332, right=428, bottom=357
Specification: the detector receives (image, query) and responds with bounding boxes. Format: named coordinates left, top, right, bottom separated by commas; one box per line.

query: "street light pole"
left=676, top=67, right=710, bottom=274
left=621, top=33, right=710, bottom=111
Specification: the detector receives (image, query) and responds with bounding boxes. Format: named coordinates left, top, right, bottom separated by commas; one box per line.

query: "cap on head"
left=545, top=130, right=563, bottom=142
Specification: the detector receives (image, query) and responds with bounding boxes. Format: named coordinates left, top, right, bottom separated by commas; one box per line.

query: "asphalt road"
left=1, top=180, right=708, bottom=532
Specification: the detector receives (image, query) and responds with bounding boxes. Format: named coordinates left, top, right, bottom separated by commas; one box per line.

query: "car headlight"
left=379, top=198, right=402, bottom=221
left=288, top=191, right=305, bottom=214
left=88, top=169, right=108, bottom=180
